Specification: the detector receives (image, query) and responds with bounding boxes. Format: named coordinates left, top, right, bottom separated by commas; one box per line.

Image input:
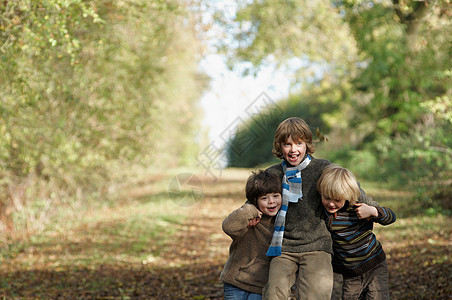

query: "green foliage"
left=341, top=1, right=451, bottom=207
left=227, top=82, right=338, bottom=167
left=226, top=112, right=282, bottom=168
left=382, top=95, right=452, bottom=208
left=216, top=0, right=359, bottom=82
left=344, top=0, right=450, bottom=137
left=219, top=0, right=451, bottom=209
left=1, top=0, right=98, bottom=177
left=0, top=0, right=206, bottom=237
left=0, top=0, right=204, bottom=177
left=325, top=148, right=380, bottom=181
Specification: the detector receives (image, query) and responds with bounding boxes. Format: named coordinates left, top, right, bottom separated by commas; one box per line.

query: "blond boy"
left=318, top=164, right=396, bottom=299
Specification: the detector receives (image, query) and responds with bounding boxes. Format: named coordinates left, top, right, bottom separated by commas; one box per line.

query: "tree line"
left=0, top=0, right=206, bottom=238
left=224, top=0, right=451, bottom=210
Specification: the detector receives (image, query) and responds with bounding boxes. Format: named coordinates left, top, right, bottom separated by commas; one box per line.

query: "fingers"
left=247, top=215, right=261, bottom=228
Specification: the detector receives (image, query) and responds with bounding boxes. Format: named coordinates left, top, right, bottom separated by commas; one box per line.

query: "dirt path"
left=145, top=170, right=452, bottom=300
left=0, top=171, right=245, bottom=299
left=145, top=171, right=248, bottom=299
left=1, top=169, right=450, bottom=299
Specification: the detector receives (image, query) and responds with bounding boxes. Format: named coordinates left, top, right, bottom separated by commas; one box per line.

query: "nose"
left=268, top=196, right=276, bottom=204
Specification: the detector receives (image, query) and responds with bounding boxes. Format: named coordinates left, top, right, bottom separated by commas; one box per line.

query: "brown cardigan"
left=220, top=204, right=275, bottom=294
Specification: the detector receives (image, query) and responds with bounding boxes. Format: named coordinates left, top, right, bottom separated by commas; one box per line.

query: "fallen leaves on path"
left=1, top=171, right=451, bottom=299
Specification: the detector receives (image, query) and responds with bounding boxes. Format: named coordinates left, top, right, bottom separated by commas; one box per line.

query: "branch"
left=392, top=0, right=405, bottom=22
left=393, top=1, right=430, bottom=35
left=406, top=1, right=429, bottom=35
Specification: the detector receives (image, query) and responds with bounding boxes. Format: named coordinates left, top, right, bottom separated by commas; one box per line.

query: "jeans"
left=224, top=283, right=262, bottom=300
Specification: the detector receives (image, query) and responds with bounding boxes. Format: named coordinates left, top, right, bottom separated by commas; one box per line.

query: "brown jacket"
left=220, top=204, right=275, bottom=294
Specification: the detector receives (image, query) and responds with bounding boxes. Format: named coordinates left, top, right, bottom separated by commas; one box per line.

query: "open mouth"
left=288, top=154, right=299, bottom=161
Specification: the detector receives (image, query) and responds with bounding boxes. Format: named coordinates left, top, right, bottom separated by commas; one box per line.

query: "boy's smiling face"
left=281, top=135, right=306, bottom=166
left=257, top=193, right=282, bottom=216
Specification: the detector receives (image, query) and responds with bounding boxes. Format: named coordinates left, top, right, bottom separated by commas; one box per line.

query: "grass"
left=359, top=179, right=450, bottom=247
left=0, top=173, right=187, bottom=268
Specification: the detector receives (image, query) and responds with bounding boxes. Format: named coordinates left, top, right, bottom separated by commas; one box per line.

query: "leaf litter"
left=0, top=171, right=450, bottom=299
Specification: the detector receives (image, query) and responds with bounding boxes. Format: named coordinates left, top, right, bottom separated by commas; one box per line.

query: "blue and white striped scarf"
left=266, top=155, right=312, bottom=257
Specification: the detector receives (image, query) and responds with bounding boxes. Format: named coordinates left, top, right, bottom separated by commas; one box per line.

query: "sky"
left=199, top=54, right=291, bottom=147
left=194, top=0, right=300, bottom=173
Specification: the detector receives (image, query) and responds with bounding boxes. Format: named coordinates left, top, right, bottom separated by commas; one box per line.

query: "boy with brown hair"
left=317, top=164, right=396, bottom=299
left=263, top=117, right=380, bottom=299
left=221, top=169, right=282, bottom=299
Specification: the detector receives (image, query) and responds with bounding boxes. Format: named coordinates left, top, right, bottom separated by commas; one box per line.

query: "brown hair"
left=245, top=169, right=282, bottom=207
left=272, top=117, right=315, bottom=159
left=317, top=164, right=361, bottom=205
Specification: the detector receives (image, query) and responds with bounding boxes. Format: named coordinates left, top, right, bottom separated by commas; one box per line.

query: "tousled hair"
left=317, top=164, right=360, bottom=205
left=245, top=169, right=282, bottom=207
left=272, top=117, right=315, bottom=159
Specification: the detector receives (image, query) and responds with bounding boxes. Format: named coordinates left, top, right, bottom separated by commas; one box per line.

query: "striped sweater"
left=266, top=158, right=380, bottom=255
left=324, top=201, right=396, bottom=277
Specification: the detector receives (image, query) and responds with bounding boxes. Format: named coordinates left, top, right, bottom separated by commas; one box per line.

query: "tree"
left=226, top=81, right=340, bottom=167
left=0, top=0, right=207, bottom=237
left=217, top=0, right=451, bottom=207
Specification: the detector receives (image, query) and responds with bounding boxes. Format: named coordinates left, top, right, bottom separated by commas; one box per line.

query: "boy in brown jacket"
left=220, top=169, right=282, bottom=299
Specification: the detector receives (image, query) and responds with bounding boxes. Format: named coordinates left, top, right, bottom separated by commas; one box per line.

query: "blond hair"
left=317, top=164, right=360, bottom=205
left=272, top=117, right=315, bottom=159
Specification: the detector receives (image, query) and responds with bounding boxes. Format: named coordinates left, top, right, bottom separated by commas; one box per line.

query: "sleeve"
left=374, top=206, right=397, bottom=225
left=222, top=203, right=261, bottom=239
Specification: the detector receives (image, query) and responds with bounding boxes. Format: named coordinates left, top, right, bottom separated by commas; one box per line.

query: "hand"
left=247, top=211, right=263, bottom=228
left=355, top=203, right=378, bottom=219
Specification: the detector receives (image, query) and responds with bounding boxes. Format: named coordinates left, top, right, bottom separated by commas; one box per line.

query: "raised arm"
left=355, top=203, right=396, bottom=225
left=222, top=204, right=261, bottom=239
